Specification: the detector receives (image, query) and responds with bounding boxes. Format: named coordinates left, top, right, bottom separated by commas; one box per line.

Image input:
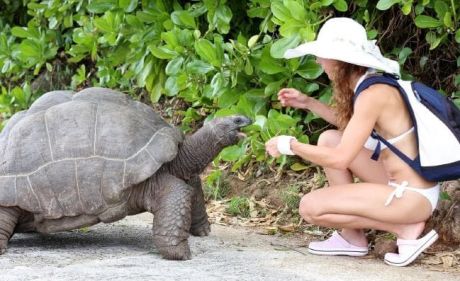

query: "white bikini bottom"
left=385, top=181, right=440, bottom=212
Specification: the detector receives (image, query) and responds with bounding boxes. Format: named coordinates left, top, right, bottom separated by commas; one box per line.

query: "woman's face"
left=315, top=57, right=338, bottom=79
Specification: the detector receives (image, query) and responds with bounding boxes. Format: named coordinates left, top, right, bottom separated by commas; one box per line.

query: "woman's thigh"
left=300, top=183, right=432, bottom=224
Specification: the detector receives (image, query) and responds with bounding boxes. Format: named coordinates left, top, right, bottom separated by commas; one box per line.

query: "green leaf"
left=244, top=60, right=253, bottom=75
left=236, top=95, right=258, bottom=118
left=258, top=45, right=286, bottom=74
left=456, top=29, right=460, bottom=43
left=376, top=0, right=399, bottom=10
left=296, top=58, right=323, bottom=79
left=86, top=0, right=117, bottom=13
left=247, top=7, right=269, bottom=18
left=149, top=45, right=178, bottom=59
left=217, top=88, right=240, bottom=108
left=17, top=40, right=41, bottom=63
left=284, top=1, right=305, bottom=21
left=271, top=1, right=291, bottom=22
left=94, top=12, right=115, bottom=33
left=434, top=0, right=449, bottom=19
left=195, top=39, right=220, bottom=66
left=267, top=109, right=297, bottom=135
left=171, top=11, right=196, bottom=29
left=443, top=12, right=453, bottom=29
left=367, top=29, right=378, bottom=40
left=219, top=145, right=245, bottom=162
left=290, top=162, right=310, bottom=171
left=279, top=19, right=304, bottom=37
left=270, top=35, right=301, bottom=59
left=414, top=15, right=442, bottom=28
left=126, top=15, right=143, bottom=28
left=299, top=26, right=316, bottom=41
left=185, top=60, right=214, bottom=74
left=398, top=47, right=412, bottom=64
left=164, top=74, right=187, bottom=96
left=425, top=31, right=442, bottom=50
left=333, top=0, right=348, bottom=12
left=165, top=57, right=184, bottom=75
left=11, top=87, right=27, bottom=107
left=119, top=0, right=137, bottom=12
left=150, top=72, right=165, bottom=103
left=401, top=3, right=411, bottom=15
left=216, top=4, right=232, bottom=34
left=253, top=115, right=267, bottom=130
left=11, top=27, right=32, bottom=38
left=265, top=79, right=286, bottom=97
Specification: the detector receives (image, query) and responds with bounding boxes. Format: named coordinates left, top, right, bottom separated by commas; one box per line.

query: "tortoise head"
left=204, top=115, right=252, bottom=147
left=167, top=115, right=252, bottom=179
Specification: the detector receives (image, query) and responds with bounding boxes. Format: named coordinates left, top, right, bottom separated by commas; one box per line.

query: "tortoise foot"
left=158, top=240, right=191, bottom=260
left=190, top=220, right=210, bottom=237
left=0, top=241, right=7, bottom=255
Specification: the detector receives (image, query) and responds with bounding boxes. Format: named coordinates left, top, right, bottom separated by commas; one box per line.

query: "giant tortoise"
left=0, top=87, right=251, bottom=260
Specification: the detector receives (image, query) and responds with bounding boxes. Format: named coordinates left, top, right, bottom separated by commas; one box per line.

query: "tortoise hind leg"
left=151, top=174, right=194, bottom=260
left=0, top=206, right=21, bottom=254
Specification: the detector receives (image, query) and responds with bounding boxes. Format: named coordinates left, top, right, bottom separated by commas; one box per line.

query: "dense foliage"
left=0, top=0, right=459, bottom=176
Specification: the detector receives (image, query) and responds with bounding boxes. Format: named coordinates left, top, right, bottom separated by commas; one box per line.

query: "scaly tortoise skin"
left=0, top=87, right=250, bottom=260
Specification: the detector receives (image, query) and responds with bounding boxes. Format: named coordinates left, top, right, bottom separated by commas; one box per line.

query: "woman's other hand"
left=278, top=88, right=310, bottom=109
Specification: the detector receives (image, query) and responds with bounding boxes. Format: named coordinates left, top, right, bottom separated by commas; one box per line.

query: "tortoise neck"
left=167, top=128, right=221, bottom=180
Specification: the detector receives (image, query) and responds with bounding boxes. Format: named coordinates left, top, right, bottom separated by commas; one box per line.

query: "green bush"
left=0, top=0, right=458, bottom=173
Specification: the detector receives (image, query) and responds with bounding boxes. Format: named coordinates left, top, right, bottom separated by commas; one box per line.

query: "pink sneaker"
left=308, top=231, right=368, bottom=256
left=384, top=229, right=438, bottom=267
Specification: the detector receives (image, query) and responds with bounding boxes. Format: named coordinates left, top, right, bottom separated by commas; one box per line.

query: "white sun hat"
left=284, top=17, right=400, bottom=75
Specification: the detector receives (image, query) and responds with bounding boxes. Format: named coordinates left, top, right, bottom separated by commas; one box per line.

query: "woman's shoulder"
left=357, top=82, right=400, bottom=103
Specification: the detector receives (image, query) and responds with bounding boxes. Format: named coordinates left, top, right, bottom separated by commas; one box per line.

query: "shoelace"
left=385, top=181, right=409, bottom=206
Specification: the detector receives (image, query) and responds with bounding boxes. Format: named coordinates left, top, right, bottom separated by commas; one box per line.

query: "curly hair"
left=330, top=61, right=368, bottom=130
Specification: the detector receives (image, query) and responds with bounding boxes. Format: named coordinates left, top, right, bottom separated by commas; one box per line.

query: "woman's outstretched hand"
left=278, top=88, right=310, bottom=109
left=265, top=135, right=297, bottom=157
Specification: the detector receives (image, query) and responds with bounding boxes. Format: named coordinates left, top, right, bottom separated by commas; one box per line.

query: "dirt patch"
left=208, top=171, right=460, bottom=273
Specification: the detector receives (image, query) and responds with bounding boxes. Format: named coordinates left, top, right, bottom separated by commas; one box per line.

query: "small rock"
left=373, top=236, right=397, bottom=259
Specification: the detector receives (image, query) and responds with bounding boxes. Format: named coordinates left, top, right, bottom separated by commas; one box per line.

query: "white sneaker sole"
left=308, top=248, right=368, bottom=257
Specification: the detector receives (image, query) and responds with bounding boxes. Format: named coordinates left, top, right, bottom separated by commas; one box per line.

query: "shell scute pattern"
left=0, top=88, right=182, bottom=218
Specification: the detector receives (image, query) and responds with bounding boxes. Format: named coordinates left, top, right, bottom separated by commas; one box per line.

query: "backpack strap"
left=354, top=74, right=415, bottom=164
left=354, top=74, right=401, bottom=101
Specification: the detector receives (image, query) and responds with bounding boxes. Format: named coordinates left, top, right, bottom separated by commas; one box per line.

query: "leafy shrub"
left=0, top=0, right=458, bottom=173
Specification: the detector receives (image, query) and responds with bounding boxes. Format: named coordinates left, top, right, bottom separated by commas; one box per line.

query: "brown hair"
left=330, top=61, right=368, bottom=130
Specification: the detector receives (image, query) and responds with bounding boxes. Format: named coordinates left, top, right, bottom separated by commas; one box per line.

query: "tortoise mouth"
left=237, top=131, right=247, bottom=139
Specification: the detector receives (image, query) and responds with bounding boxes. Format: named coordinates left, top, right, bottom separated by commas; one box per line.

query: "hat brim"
left=284, top=41, right=400, bottom=75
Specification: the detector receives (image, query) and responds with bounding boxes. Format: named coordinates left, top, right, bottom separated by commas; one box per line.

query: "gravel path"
left=0, top=213, right=457, bottom=281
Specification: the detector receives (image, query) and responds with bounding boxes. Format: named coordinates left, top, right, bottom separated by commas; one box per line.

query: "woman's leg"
left=315, top=130, right=388, bottom=246
left=299, top=183, right=432, bottom=239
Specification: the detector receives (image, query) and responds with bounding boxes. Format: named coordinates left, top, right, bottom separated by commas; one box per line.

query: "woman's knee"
left=317, top=129, right=342, bottom=148
left=298, top=194, right=322, bottom=224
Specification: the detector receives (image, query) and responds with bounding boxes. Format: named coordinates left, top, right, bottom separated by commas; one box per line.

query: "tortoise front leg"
left=187, top=175, right=210, bottom=236
left=0, top=206, right=21, bottom=254
left=152, top=174, right=194, bottom=260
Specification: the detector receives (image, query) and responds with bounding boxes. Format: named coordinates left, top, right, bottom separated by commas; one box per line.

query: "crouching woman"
left=265, top=17, right=440, bottom=267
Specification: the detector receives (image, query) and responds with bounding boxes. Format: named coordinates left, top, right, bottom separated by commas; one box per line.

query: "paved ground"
left=0, top=213, right=457, bottom=281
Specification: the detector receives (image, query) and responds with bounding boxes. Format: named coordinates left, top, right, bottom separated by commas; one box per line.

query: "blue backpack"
left=354, top=73, right=460, bottom=182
